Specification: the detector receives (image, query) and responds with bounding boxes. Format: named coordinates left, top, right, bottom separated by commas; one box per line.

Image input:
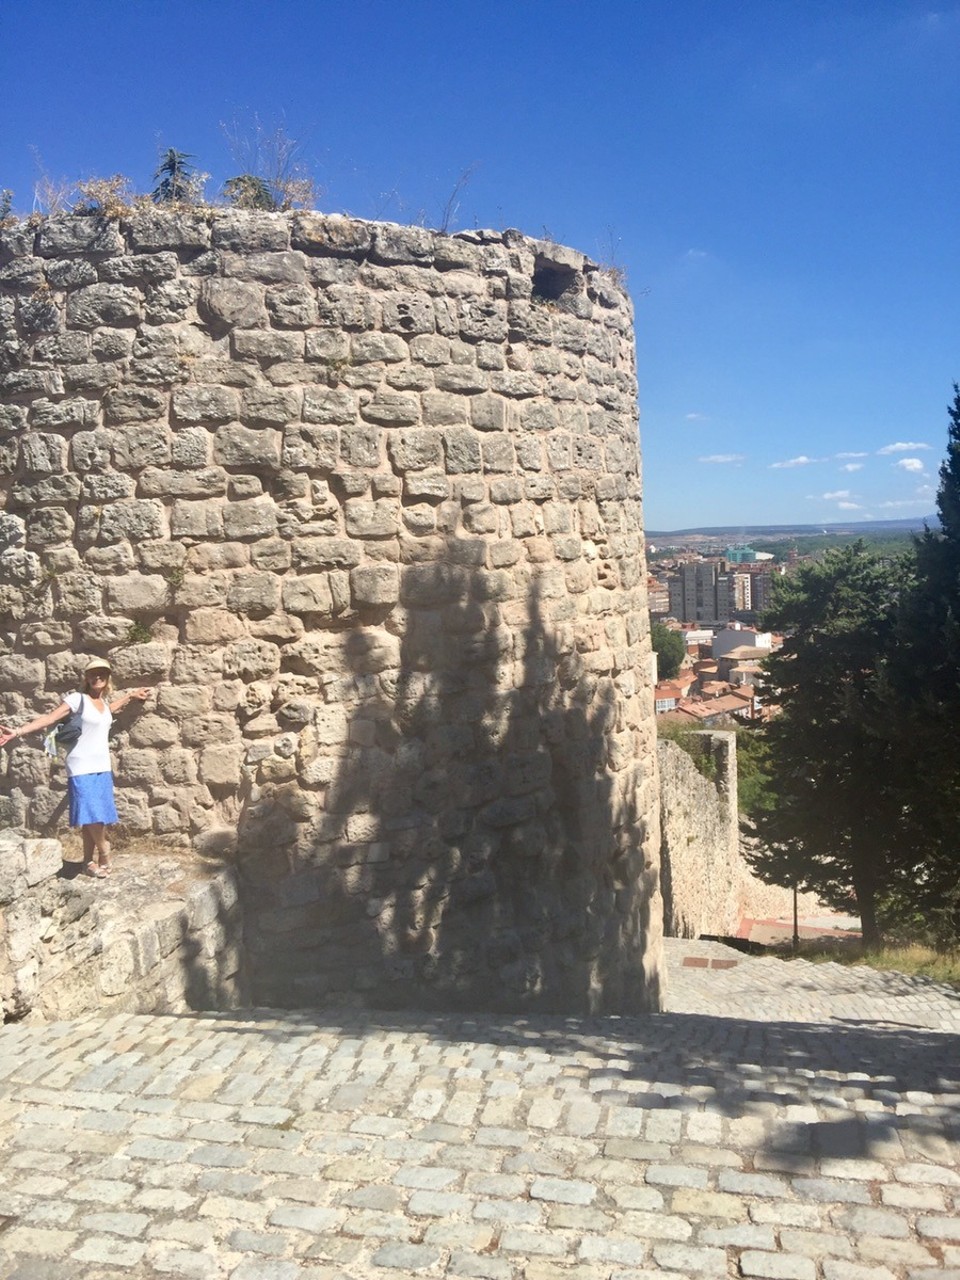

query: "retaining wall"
left=0, top=832, right=241, bottom=1021
left=659, top=733, right=824, bottom=937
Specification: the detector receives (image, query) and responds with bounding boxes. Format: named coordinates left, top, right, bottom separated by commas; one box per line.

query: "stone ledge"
left=0, top=833, right=243, bottom=1022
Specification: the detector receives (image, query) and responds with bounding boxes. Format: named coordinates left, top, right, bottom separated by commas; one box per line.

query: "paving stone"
left=739, top=1249, right=816, bottom=1279
left=473, top=1198, right=542, bottom=1226
left=821, top=1261, right=897, bottom=1280
left=370, top=1241, right=444, bottom=1269
left=857, top=1236, right=940, bottom=1267
left=268, top=1205, right=343, bottom=1232
left=529, top=1176, right=595, bottom=1204
left=0, top=943, right=956, bottom=1279
left=578, top=1234, right=649, bottom=1265
left=226, top=1229, right=288, bottom=1255
left=149, top=1248, right=223, bottom=1278
left=446, top=1251, right=515, bottom=1279
left=393, top=1165, right=461, bottom=1190
left=779, top=1228, right=855, bottom=1259
left=671, top=1187, right=746, bottom=1218
left=70, top=1238, right=147, bottom=1266
left=917, top=1215, right=960, bottom=1240
left=702, top=1222, right=777, bottom=1249
left=408, top=1190, right=474, bottom=1217
left=896, top=1161, right=960, bottom=1186
left=422, top=1222, right=497, bottom=1252
left=75, top=1211, right=150, bottom=1238
left=792, top=1178, right=874, bottom=1204
left=881, top=1182, right=947, bottom=1209
left=832, top=1205, right=910, bottom=1237
left=656, top=1241, right=733, bottom=1275
left=229, top=1263, right=301, bottom=1280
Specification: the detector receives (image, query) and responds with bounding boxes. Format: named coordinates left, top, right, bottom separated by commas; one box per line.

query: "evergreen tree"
left=152, top=149, right=198, bottom=204
left=223, top=174, right=278, bottom=211
left=890, top=386, right=960, bottom=941
left=749, top=544, right=904, bottom=947
left=650, top=621, right=685, bottom=681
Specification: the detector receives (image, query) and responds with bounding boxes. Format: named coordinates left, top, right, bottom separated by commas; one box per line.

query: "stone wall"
left=658, top=735, right=740, bottom=938
left=659, top=732, right=823, bottom=937
left=0, top=831, right=241, bottom=1021
left=0, top=210, right=662, bottom=1014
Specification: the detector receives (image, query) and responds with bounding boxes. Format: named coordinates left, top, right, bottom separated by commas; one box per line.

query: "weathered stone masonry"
left=0, top=210, right=662, bottom=1013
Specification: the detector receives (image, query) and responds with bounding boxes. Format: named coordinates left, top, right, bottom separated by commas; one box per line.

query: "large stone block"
left=350, top=564, right=400, bottom=608
left=173, top=387, right=241, bottom=424
left=198, top=278, right=266, bottom=329
left=104, top=574, right=168, bottom=614
left=387, top=429, right=443, bottom=472
left=282, top=573, right=334, bottom=615
left=98, top=500, right=166, bottom=544
left=344, top=499, right=400, bottom=538
left=213, top=424, right=282, bottom=469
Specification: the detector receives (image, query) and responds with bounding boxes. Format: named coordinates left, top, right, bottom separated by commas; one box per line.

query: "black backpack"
left=56, top=695, right=84, bottom=749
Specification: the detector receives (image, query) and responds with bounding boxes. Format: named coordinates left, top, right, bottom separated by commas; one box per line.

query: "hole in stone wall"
left=532, top=258, right=579, bottom=303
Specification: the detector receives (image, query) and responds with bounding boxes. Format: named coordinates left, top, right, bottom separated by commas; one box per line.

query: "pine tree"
left=152, top=149, right=197, bottom=204
left=749, top=544, right=904, bottom=947
left=890, top=386, right=960, bottom=941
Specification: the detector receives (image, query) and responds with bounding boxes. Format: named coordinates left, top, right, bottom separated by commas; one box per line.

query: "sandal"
left=98, top=859, right=112, bottom=877
left=81, top=862, right=105, bottom=878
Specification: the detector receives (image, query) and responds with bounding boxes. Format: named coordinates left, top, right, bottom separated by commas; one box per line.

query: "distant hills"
left=646, top=517, right=936, bottom=539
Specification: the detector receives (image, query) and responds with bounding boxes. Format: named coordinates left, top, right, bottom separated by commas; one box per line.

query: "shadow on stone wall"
left=235, top=558, right=659, bottom=1015
left=170, top=871, right=247, bottom=1013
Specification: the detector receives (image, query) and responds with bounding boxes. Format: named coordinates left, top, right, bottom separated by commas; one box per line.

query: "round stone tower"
left=0, top=209, right=662, bottom=1012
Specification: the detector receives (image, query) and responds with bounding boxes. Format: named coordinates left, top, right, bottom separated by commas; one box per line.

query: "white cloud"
left=823, top=490, right=851, bottom=500
left=895, top=458, right=925, bottom=473
left=840, top=463, right=864, bottom=472
left=770, top=455, right=822, bottom=469
left=837, top=501, right=862, bottom=510
left=836, top=451, right=868, bottom=459
left=878, top=441, right=931, bottom=454
left=685, top=412, right=708, bottom=421
left=698, top=454, right=744, bottom=464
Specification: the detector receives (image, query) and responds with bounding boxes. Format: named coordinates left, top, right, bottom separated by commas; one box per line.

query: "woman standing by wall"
left=0, top=659, right=150, bottom=878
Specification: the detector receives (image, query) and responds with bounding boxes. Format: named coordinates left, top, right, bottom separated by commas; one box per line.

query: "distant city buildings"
left=667, top=562, right=734, bottom=625
left=648, top=541, right=790, bottom=724
left=650, top=551, right=783, bottom=626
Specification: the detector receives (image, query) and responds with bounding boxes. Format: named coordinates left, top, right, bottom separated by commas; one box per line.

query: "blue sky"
left=3, top=0, right=959, bottom=530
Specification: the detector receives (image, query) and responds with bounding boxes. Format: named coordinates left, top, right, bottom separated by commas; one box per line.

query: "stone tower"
left=0, top=210, right=662, bottom=1012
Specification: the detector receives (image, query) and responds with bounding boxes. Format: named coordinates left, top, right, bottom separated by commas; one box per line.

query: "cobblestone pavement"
left=0, top=940, right=957, bottom=1279
left=665, top=938, right=960, bottom=1032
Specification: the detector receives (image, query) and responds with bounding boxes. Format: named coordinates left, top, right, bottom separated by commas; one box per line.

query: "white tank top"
left=63, top=692, right=113, bottom=778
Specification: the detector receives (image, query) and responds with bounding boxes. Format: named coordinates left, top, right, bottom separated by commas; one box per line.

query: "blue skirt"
left=68, top=773, right=118, bottom=827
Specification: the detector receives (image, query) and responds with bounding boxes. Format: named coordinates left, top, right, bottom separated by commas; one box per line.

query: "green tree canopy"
left=750, top=543, right=906, bottom=946
left=650, top=621, right=685, bottom=681
left=747, top=387, right=960, bottom=949
left=887, top=385, right=960, bottom=940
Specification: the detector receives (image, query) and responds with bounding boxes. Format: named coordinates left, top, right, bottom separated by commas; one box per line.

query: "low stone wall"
left=659, top=735, right=740, bottom=938
left=0, top=832, right=242, bottom=1021
left=658, top=732, right=821, bottom=937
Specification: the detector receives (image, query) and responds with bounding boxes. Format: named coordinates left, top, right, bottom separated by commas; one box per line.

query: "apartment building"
left=667, top=561, right=734, bottom=625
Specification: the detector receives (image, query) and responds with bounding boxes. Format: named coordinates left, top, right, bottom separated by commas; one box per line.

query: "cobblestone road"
left=0, top=939, right=957, bottom=1279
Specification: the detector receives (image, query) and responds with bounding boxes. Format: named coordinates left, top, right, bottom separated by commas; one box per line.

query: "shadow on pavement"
left=164, top=1004, right=960, bottom=1111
